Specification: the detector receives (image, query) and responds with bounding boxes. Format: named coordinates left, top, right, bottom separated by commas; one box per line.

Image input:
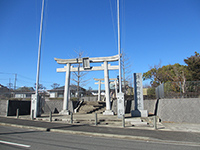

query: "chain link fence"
left=155, top=81, right=200, bottom=99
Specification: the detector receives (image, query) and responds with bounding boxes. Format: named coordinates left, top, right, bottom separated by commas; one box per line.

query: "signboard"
left=82, top=57, right=90, bottom=69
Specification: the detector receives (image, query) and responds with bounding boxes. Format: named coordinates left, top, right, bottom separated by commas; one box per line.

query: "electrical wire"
left=109, top=0, right=118, bottom=50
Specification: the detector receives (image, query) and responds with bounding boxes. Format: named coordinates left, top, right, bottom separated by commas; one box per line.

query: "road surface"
left=0, top=125, right=199, bottom=150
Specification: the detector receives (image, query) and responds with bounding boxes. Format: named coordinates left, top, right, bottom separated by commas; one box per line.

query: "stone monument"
left=131, top=73, right=148, bottom=117
left=117, top=92, right=124, bottom=118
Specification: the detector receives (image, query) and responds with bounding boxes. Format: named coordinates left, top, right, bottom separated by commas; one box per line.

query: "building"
left=48, top=85, right=86, bottom=98
left=0, top=84, right=10, bottom=99
left=14, top=87, right=35, bottom=99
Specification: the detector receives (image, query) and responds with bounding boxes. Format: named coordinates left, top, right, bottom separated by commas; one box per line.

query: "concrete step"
left=125, top=118, right=149, bottom=126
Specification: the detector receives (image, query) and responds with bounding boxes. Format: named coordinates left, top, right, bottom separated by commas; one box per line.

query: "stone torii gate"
left=94, top=78, right=118, bottom=101
left=55, top=55, right=119, bottom=115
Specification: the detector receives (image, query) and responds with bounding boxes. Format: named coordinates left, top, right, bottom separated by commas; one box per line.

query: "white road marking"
left=0, top=140, right=31, bottom=148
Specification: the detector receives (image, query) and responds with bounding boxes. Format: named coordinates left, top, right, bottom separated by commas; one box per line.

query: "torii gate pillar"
left=103, top=61, right=114, bottom=115
left=60, top=63, right=71, bottom=115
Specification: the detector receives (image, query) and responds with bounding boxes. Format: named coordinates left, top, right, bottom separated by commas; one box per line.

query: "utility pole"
left=32, top=0, right=45, bottom=118
left=14, top=74, right=17, bottom=90
left=116, top=0, right=125, bottom=118
left=117, top=0, right=122, bottom=93
left=9, top=78, right=12, bottom=89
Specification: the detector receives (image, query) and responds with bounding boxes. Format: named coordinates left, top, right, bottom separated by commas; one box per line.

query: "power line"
left=17, top=74, right=35, bottom=81
left=109, top=0, right=118, bottom=50
left=0, top=72, right=15, bottom=75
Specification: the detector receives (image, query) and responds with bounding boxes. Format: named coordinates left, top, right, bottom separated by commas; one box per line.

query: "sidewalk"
left=0, top=114, right=200, bottom=145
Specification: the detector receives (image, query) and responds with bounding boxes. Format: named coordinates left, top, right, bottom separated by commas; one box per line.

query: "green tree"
left=164, top=63, right=188, bottom=93
left=142, top=62, right=164, bottom=87
left=143, top=63, right=188, bottom=91
left=184, top=51, right=200, bottom=81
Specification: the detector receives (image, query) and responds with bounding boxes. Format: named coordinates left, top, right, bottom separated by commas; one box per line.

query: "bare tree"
left=51, top=83, right=60, bottom=89
left=71, top=50, right=89, bottom=98
left=34, top=83, right=46, bottom=92
left=121, top=50, right=133, bottom=90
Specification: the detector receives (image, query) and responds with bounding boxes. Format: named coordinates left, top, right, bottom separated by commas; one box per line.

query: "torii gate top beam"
left=54, top=54, right=119, bottom=64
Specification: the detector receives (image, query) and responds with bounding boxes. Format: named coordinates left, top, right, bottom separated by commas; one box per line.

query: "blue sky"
left=0, top=0, right=199, bottom=90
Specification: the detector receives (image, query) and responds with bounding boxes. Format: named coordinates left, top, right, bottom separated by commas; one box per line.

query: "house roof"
left=14, top=91, right=35, bottom=94
left=16, top=86, right=35, bottom=92
left=48, top=85, right=86, bottom=92
left=90, top=90, right=105, bottom=93
left=0, top=84, right=9, bottom=92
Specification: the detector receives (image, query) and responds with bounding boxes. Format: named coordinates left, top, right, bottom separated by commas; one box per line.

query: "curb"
left=0, top=122, right=48, bottom=131
left=49, top=128, right=152, bottom=141
left=0, top=122, right=152, bottom=141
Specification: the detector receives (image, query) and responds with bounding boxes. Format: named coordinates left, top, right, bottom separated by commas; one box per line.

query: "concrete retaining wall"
left=0, top=100, right=31, bottom=116
left=130, top=99, right=157, bottom=115
left=144, top=99, right=157, bottom=114
left=7, top=100, right=31, bottom=116
left=157, top=98, right=200, bottom=123
left=0, top=100, right=8, bottom=116
left=1, top=98, right=200, bottom=123
left=44, top=100, right=73, bottom=113
left=132, top=98, right=200, bottom=123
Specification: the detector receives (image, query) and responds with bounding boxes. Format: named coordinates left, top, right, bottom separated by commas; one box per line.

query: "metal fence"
left=155, top=81, right=200, bottom=99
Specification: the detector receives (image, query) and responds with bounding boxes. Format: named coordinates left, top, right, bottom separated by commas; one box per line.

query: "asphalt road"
left=0, top=125, right=200, bottom=150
